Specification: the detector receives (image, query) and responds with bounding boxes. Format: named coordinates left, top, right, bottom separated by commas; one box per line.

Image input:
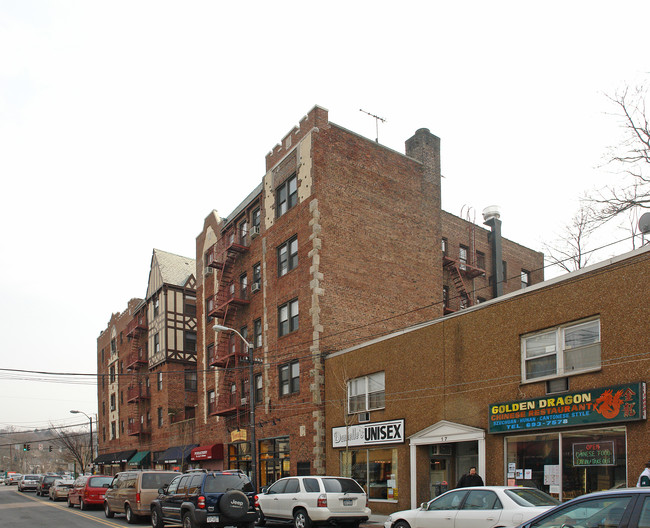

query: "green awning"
left=128, top=450, right=150, bottom=466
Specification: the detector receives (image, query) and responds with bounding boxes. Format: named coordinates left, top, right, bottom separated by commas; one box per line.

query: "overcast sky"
left=1, top=1, right=648, bottom=432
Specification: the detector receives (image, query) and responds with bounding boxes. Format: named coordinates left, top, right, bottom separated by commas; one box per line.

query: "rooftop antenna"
left=360, top=109, right=386, bottom=143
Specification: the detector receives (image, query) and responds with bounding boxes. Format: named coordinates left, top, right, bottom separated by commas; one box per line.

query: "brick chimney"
left=405, top=128, right=441, bottom=185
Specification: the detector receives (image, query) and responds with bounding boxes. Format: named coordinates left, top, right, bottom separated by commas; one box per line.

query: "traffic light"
left=22, top=444, right=27, bottom=451
left=26, top=444, right=30, bottom=451
left=48, top=446, right=52, bottom=452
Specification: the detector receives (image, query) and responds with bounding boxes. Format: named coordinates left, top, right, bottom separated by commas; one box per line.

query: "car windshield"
left=204, top=473, right=254, bottom=493
left=505, top=488, right=559, bottom=507
left=88, top=477, right=113, bottom=488
left=531, top=495, right=632, bottom=528
left=322, top=478, right=364, bottom=494
left=44, top=476, right=57, bottom=483
left=25, top=475, right=39, bottom=480
left=142, top=473, right=178, bottom=490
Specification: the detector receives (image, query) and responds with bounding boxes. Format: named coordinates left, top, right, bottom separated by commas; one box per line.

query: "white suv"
left=255, top=476, right=371, bottom=528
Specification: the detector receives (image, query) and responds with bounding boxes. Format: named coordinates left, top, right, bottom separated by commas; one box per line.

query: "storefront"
left=153, top=444, right=198, bottom=471
left=333, top=419, right=404, bottom=505
left=127, top=450, right=150, bottom=469
left=94, top=449, right=137, bottom=475
left=258, top=436, right=290, bottom=488
left=191, top=444, right=224, bottom=470
left=490, top=383, right=646, bottom=501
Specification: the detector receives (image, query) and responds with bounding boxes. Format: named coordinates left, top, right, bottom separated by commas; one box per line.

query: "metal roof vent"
left=482, top=205, right=501, bottom=222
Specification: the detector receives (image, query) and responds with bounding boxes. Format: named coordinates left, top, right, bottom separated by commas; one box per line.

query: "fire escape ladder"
left=445, top=261, right=472, bottom=307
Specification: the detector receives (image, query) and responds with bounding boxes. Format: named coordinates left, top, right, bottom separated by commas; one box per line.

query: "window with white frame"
left=522, top=318, right=601, bottom=382
left=276, top=174, right=298, bottom=218
left=254, top=318, right=262, bottom=348
left=278, top=236, right=298, bottom=277
left=278, top=299, right=299, bottom=336
left=279, top=360, right=300, bottom=396
left=348, top=372, right=385, bottom=414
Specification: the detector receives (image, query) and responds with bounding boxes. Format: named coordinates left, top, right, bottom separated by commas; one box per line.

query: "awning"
left=128, top=451, right=151, bottom=466
left=94, top=449, right=137, bottom=465
left=191, top=444, right=224, bottom=461
left=153, top=444, right=198, bottom=464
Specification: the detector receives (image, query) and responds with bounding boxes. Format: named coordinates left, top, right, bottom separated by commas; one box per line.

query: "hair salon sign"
left=332, top=419, right=405, bottom=448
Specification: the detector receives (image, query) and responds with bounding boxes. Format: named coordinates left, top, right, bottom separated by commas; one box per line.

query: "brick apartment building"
left=96, top=249, right=198, bottom=472
left=325, top=246, right=650, bottom=515
left=95, top=105, right=543, bottom=481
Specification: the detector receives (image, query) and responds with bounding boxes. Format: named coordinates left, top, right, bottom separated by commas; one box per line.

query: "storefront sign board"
left=332, top=419, right=405, bottom=448
left=489, top=382, right=646, bottom=433
left=572, top=441, right=615, bottom=466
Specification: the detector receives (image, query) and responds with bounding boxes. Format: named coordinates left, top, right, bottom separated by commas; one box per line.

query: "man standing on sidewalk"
left=457, top=467, right=484, bottom=488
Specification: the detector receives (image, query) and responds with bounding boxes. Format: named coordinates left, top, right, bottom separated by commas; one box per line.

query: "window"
left=252, top=208, right=261, bottom=229
left=240, top=274, right=248, bottom=297
left=111, top=421, right=116, bottom=439
left=157, top=407, right=163, bottom=428
left=443, top=286, right=449, bottom=308
left=348, top=372, right=385, bottom=413
left=254, top=374, right=263, bottom=405
left=442, top=238, right=448, bottom=256
left=239, top=219, right=248, bottom=244
left=521, top=269, right=530, bottom=289
left=240, top=326, right=249, bottom=355
left=185, top=369, right=197, bottom=391
left=185, top=332, right=197, bottom=353
left=459, top=245, right=468, bottom=270
left=154, top=333, right=160, bottom=354
left=205, top=298, right=213, bottom=323
left=522, top=318, right=601, bottom=382
left=110, top=393, right=116, bottom=411
left=278, top=236, right=298, bottom=276
left=254, top=319, right=262, bottom=348
left=207, top=390, right=216, bottom=414
left=278, top=299, right=299, bottom=336
left=253, top=263, right=261, bottom=289
left=279, top=360, right=300, bottom=395
left=111, top=338, right=117, bottom=355
left=276, top=174, right=297, bottom=218
left=476, top=251, right=486, bottom=270
left=340, top=447, right=398, bottom=501
left=153, top=296, right=159, bottom=317
left=185, top=295, right=196, bottom=317
left=502, top=260, right=508, bottom=282
left=157, top=372, right=163, bottom=391
left=109, top=365, right=116, bottom=383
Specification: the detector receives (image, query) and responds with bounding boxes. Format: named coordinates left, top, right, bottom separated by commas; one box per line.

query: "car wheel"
left=393, top=521, right=411, bottom=528
left=294, top=508, right=312, bottom=528
left=80, top=499, right=87, bottom=511
left=183, top=512, right=196, bottom=528
left=104, top=502, right=114, bottom=518
left=219, top=490, right=249, bottom=519
left=126, top=504, right=139, bottom=524
left=151, top=506, right=164, bottom=528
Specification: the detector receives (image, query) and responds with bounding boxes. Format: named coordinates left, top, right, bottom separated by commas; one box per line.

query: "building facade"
left=325, top=246, right=650, bottom=515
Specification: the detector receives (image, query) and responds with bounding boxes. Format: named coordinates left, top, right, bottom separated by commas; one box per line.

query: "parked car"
left=255, top=476, right=371, bottom=528
left=67, top=475, right=113, bottom=510
left=18, top=474, right=41, bottom=492
left=384, top=486, right=559, bottom=528
left=103, top=470, right=178, bottom=524
left=49, top=478, right=75, bottom=501
left=150, top=470, right=258, bottom=528
left=516, top=488, right=650, bottom=528
left=37, top=474, right=60, bottom=496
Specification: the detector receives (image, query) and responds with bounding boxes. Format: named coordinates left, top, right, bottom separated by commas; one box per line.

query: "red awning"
left=190, top=444, right=224, bottom=461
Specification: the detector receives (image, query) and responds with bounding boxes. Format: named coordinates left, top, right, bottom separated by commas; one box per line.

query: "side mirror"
left=420, top=502, right=428, bottom=510
left=158, top=487, right=165, bottom=494
left=261, top=487, right=268, bottom=494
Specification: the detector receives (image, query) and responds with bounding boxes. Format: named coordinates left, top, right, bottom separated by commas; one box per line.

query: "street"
left=0, top=484, right=162, bottom=528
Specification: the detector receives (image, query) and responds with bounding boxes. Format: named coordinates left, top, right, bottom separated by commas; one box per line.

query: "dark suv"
left=150, top=470, right=258, bottom=528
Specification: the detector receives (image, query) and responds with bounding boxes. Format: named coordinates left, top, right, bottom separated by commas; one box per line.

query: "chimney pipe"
left=483, top=206, right=503, bottom=298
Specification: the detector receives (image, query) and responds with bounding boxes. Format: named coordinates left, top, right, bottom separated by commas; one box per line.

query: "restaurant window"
left=348, top=372, right=385, bottom=414
left=278, top=299, right=299, bottom=336
left=278, top=236, right=298, bottom=277
left=522, top=318, right=600, bottom=382
left=341, top=447, right=398, bottom=501
left=228, top=442, right=252, bottom=479
left=259, top=437, right=290, bottom=488
left=279, top=360, right=300, bottom=396
left=506, top=428, right=626, bottom=500
left=276, top=174, right=297, bottom=218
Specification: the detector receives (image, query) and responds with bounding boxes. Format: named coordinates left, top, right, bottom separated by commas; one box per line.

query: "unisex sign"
left=332, top=419, right=405, bottom=448
left=489, top=383, right=646, bottom=433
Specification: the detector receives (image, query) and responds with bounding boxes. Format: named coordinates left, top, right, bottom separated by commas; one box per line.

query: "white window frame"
left=347, top=371, right=385, bottom=414
left=521, top=318, right=601, bottom=383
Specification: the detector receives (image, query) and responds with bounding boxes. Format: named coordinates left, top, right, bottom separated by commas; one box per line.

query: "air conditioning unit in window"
left=241, top=397, right=248, bottom=406
left=251, top=282, right=260, bottom=293
left=204, top=267, right=213, bottom=276
left=358, top=412, right=370, bottom=423
left=431, top=444, right=452, bottom=456
left=250, top=225, right=260, bottom=239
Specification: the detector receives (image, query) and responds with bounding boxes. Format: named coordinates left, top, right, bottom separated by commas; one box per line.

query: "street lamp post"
left=213, top=323, right=256, bottom=490
left=70, top=410, right=93, bottom=472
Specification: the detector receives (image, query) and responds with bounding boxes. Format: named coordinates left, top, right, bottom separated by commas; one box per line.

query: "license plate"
left=207, top=516, right=219, bottom=523
left=343, top=499, right=353, bottom=505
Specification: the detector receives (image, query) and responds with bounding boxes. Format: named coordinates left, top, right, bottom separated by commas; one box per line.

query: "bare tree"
left=589, top=84, right=650, bottom=223
left=543, top=205, right=596, bottom=272
left=49, top=424, right=91, bottom=473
